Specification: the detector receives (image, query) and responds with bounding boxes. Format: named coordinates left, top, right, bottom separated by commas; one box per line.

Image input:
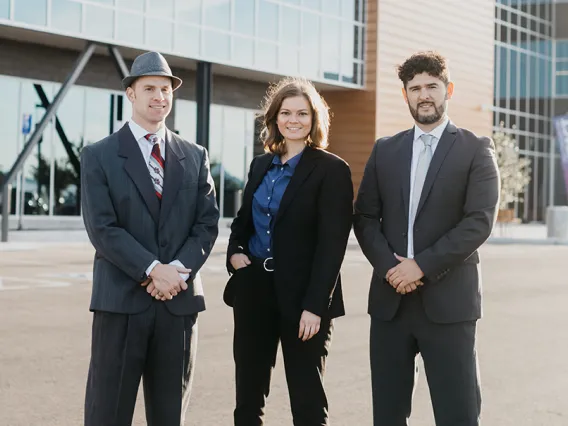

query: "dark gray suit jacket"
left=354, top=122, right=500, bottom=324
left=80, top=123, right=219, bottom=316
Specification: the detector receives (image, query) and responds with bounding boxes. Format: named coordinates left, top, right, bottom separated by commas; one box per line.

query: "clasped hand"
left=386, top=254, right=424, bottom=294
left=141, top=263, right=191, bottom=301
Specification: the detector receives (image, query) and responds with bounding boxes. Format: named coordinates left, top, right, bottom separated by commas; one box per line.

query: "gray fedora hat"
left=122, top=51, right=182, bottom=91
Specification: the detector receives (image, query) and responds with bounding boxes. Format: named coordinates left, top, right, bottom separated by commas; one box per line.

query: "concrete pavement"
left=0, top=239, right=567, bottom=425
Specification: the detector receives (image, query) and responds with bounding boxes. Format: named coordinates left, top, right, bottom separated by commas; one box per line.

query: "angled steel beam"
left=108, top=45, right=129, bottom=80
left=1, top=41, right=96, bottom=242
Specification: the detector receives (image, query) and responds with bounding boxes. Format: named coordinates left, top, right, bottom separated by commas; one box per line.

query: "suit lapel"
left=274, top=147, right=318, bottom=225
left=118, top=124, right=160, bottom=224
left=241, top=153, right=274, bottom=230
left=399, top=130, right=414, bottom=220
left=159, top=130, right=185, bottom=226
left=415, top=122, right=457, bottom=216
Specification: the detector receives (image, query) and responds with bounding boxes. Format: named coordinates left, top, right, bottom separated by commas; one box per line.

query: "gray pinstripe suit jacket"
left=80, top=123, right=219, bottom=316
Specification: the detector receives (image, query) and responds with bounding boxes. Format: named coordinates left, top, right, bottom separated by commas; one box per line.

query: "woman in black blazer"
left=224, top=77, right=353, bottom=426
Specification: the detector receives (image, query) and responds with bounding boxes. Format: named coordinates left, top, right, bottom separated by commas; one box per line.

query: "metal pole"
left=1, top=41, right=96, bottom=242
left=1, top=183, right=12, bottom=238
left=196, top=61, right=212, bottom=149
left=108, top=45, right=129, bottom=79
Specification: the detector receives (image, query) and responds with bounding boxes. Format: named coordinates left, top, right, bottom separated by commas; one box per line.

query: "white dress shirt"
left=406, top=116, right=449, bottom=258
left=128, top=119, right=190, bottom=282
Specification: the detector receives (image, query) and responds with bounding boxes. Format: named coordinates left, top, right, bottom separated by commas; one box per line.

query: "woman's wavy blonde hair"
left=259, top=77, right=330, bottom=155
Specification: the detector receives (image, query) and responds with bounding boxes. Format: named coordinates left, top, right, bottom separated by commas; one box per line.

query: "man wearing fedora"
left=80, top=51, right=219, bottom=425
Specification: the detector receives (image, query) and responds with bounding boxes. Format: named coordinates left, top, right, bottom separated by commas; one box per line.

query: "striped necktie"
left=145, top=133, right=164, bottom=200
left=410, top=133, right=434, bottom=223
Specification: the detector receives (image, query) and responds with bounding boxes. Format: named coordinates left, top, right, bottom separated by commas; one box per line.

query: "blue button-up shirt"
left=248, top=151, right=303, bottom=259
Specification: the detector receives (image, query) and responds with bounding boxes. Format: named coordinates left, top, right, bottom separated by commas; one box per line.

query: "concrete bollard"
left=546, top=206, right=568, bottom=239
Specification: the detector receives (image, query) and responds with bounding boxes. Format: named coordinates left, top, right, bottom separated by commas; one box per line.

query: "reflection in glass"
left=84, top=5, right=114, bottom=39
left=233, top=37, right=254, bottom=66
left=341, top=0, right=356, bottom=21
left=117, top=11, right=144, bottom=45
left=175, top=0, right=201, bottom=24
left=256, top=41, right=277, bottom=70
left=146, top=18, right=173, bottom=50
left=0, top=0, right=9, bottom=19
left=84, top=88, right=112, bottom=145
left=52, top=86, right=85, bottom=216
left=258, top=1, right=278, bottom=41
left=14, top=0, right=47, bottom=26
left=280, top=6, right=300, bottom=47
left=204, top=0, right=230, bottom=30
left=234, top=0, right=254, bottom=36
left=51, top=0, right=82, bottom=33
left=203, top=31, right=230, bottom=61
left=117, top=0, right=144, bottom=12
left=174, top=24, right=200, bottom=57
left=148, top=0, right=174, bottom=19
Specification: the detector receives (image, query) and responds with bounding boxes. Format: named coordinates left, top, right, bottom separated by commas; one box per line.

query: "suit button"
left=160, top=240, right=167, bottom=248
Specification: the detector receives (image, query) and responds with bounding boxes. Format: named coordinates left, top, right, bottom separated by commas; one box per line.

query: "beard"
left=408, top=100, right=446, bottom=125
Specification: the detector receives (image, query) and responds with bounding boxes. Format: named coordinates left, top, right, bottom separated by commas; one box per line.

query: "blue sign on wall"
left=22, top=113, right=32, bottom=135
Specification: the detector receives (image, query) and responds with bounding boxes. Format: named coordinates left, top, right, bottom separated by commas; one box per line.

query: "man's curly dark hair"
left=397, top=51, right=450, bottom=88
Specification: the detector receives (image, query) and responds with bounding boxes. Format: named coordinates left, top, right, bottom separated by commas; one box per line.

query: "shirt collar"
left=413, top=116, right=449, bottom=142
left=273, top=148, right=304, bottom=170
left=128, top=119, right=167, bottom=142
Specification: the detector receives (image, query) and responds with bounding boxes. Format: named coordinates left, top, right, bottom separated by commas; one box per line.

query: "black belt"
left=250, top=256, right=274, bottom=272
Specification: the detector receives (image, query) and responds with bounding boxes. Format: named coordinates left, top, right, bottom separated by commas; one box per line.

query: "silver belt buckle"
left=263, top=257, right=274, bottom=272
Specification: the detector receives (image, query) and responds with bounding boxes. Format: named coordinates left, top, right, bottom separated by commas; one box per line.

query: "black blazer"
left=80, top=124, right=219, bottom=316
left=353, top=122, right=500, bottom=324
left=224, top=146, right=354, bottom=322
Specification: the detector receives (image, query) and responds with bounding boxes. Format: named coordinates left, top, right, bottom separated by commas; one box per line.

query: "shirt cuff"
left=170, top=259, right=190, bottom=282
left=145, top=260, right=160, bottom=278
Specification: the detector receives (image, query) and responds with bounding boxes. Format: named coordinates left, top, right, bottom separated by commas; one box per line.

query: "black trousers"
left=231, top=264, right=333, bottom=426
left=84, top=301, right=198, bottom=426
left=370, top=292, right=481, bottom=426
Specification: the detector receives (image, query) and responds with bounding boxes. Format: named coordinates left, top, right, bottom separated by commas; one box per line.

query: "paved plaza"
left=1, top=232, right=567, bottom=425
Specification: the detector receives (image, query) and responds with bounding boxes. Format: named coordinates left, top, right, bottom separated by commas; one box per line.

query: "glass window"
left=90, top=0, right=114, bottom=4
left=322, top=17, right=340, bottom=80
left=204, top=0, right=230, bottom=30
left=0, top=76, right=21, bottom=188
left=175, top=0, right=201, bottom=25
left=117, top=0, right=143, bottom=12
left=256, top=41, right=277, bottom=70
left=15, top=0, right=47, bottom=26
left=52, top=86, right=85, bottom=216
left=300, top=12, right=320, bottom=78
left=174, top=24, right=200, bottom=57
left=203, top=30, right=230, bottom=61
left=148, top=0, right=174, bottom=20
left=51, top=0, right=82, bottom=33
left=0, top=0, right=10, bottom=19
left=221, top=107, right=247, bottom=217
left=84, top=5, right=114, bottom=39
left=303, top=0, right=320, bottom=11
left=234, top=0, right=254, bottom=36
left=280, top=6, right=300, bottom=47
left=258, top=1, right=278, bottom=42
left=116, top=11, right=144, bottom=45
left=233, top=37, right=254, bottom=66
left=279, top=45, right=299, bottom=75
left=280, top=0, right=300, bottom=4
left=341, top=22, right=355, bottom=81
left=174, top=100, right=197, bottom=141
left=146, top=18, right=173, bottom=50
left=84, top=88, right=112, bottom=145
left=341, top=0, right=356, bottom=21
left=324, top=0, right=340, bottom=16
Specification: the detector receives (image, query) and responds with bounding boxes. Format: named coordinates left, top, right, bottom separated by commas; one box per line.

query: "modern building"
left=0, top=0, right=565, bottom=237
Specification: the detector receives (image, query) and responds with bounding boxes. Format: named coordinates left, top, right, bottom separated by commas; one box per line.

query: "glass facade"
left=557, top=40, right=568, bottom=96
left=0, top=74, right=257, bottom=220
left=0, top=0, right=366, bottom=87
left=494, top=0, right=557, bottom=222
